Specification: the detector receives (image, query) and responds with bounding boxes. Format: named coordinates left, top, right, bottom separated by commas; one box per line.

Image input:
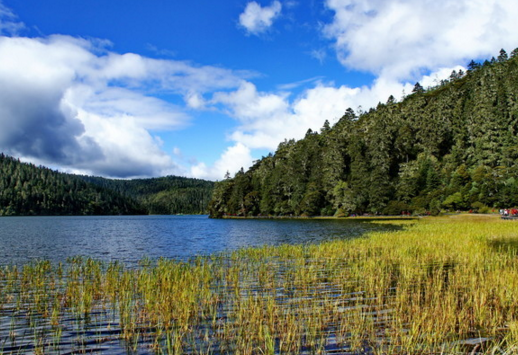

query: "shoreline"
left=222, top=215, right=424, bottom=220
left=220, top=212, right=508, bottom=221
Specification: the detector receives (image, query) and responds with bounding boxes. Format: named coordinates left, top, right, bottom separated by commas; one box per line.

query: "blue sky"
left=0, top=0, right=517, bottom=180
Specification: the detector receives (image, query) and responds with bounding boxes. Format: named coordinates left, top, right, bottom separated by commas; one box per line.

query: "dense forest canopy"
left=79, top=175, right=214, bottom=215
left=0, top=154, right=214, bottom=216
left=209, top=48, right=518, bottom=218
left=0, top=154, right=146, bottom=216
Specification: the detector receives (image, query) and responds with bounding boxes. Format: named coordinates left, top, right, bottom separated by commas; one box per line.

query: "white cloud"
left=210, top=81, right=379, bottom=151
left=310, top=48, right=327, bottom=64
left=276, top=76, right=324, bottom=91
left=63, top=85, right=189, bottom=131
left=0, top=34, right=246, bottom=178
left=185, top=92, right=207, bottom=110
left=173, top=147, right=182, bottom=157
left=239, top=1, right=282, bottom=35
left=73, top=109, right=181, bottom=178
left=324, top=0, right=518, bottom=81
left=190, top=143, right=253, bottom=180
left=213, top=81, right=289, bottom=125
left=419, top=65, right=466, bottom=89
left=214, top=78, right=407, bottom=147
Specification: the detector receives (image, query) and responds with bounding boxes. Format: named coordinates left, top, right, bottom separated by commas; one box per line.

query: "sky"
left=0, top=0, right=517, bottom=181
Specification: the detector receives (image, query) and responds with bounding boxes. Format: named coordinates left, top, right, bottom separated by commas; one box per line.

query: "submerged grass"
left=1, top=215, right=518, bottom=354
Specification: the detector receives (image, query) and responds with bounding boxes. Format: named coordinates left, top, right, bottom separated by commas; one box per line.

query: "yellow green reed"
left=1, top=214, right=518, bottom=354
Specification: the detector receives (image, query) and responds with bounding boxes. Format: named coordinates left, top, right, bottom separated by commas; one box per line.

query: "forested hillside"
left=80, top=176, right=214, bottom=215
left=0, top=154, right=146, bottom=216
left=0, top=154, right=214, bottom=216
left=209, top=48, right=518, bottom=218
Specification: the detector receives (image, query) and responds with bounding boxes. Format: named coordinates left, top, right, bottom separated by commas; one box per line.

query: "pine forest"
left=209, top=49, right=518, bottom=218
left=0, top=154, right=214, bottom=216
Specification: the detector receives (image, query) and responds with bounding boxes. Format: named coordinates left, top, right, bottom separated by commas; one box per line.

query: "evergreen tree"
left=208, top=49, right=518, bottom=217
left=0, top=154, right=214, bottom=216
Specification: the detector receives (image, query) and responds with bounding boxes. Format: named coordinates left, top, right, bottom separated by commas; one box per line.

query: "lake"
left=0, top=215, right=393, bottom=266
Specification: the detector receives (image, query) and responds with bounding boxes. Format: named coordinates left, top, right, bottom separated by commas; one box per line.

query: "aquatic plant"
left=1, top=215, right=518, bottom=354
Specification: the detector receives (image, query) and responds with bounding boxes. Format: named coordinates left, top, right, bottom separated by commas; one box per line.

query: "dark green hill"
left=0, top=154, right=146, bottom=216
left=209, top=48, right=518, bottom=218
left=0, top=154, right=214, bottom=216
left=79, top=175, right=214, bottom=215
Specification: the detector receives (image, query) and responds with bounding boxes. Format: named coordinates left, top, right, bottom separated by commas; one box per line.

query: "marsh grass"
left=1, top=215, right=518, bottom=354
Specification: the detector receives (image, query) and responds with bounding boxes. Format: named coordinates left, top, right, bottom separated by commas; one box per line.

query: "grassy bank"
left=1, top=215, right=518, bottom=354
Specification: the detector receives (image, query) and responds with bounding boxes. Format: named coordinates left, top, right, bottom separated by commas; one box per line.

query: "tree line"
left=79, top=175, right=214, bottom=215
left=209, top=48, right=518, bottom=217
left=0, top=154, right=214, bottom=216
left=0, top=154, right=146, bottom=215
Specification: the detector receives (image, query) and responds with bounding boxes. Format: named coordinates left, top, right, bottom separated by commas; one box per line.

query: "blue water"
left=0, top=215, right=390, bottom=266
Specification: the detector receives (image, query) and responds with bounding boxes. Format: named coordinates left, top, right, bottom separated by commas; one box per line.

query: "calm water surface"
left=0, top=215, right=391, bottom=266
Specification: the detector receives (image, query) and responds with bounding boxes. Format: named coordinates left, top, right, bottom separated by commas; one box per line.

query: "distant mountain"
left=0, top=154, right=214, bottom=216
left=0, top=154, right=146, bottom=216
left=209, top=48, right=518, bottom=218
left=79, top=175, right=214, bottom=215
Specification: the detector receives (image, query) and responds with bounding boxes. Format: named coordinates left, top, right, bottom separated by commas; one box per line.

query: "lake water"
left=0, top=215, right=393, bottom=266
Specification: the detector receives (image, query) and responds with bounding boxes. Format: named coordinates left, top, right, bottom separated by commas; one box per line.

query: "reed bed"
left=1, top=215, right=518, bottom=354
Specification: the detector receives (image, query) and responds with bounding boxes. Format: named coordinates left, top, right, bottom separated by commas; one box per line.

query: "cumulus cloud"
left=73, top=109, right=180, bottom=178
left=239, top=1, right=282, bottom=35
left=211, top=81, right=377, bottom=151
left=323, top=0, right=518, bottom=81
left=0, top=34, right=246, bottom=178
left=190, top=143, right=254, bottom=181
